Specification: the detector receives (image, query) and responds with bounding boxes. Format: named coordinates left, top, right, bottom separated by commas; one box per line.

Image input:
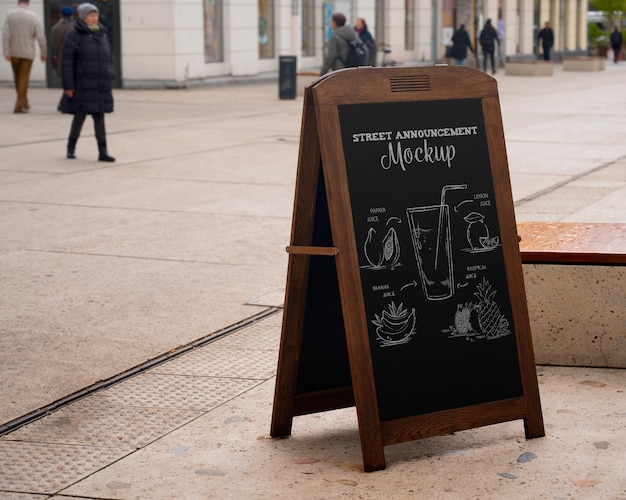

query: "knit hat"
left=60, top=6, right=75, bottom=17
left=77, top=3, right=98, bottom=21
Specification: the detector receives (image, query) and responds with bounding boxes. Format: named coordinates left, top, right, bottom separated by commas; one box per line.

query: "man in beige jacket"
left=3, top=0, right=47, bottom=113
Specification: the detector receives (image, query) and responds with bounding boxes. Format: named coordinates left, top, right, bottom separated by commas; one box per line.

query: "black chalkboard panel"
left=339, top=99, right=523, bottom=421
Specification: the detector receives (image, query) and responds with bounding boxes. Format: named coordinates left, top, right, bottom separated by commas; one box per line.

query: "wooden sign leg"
left=522, top=362, right=545, bottom=439
left=271, top=88, right=321, bottom=438
left=270, top=255, right=310, bottom=437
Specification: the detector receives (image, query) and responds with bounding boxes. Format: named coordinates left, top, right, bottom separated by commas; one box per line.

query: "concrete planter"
left=563, top=56, right=606, bottom=71
left=597, top=44, right=609, bottom=57
left=505, top=60, right=554, bottom=76
left=518, top=222, right=626, bottom=368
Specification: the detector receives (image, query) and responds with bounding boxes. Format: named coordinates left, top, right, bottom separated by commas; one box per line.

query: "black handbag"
left=57, top=92, right=75, bottom=114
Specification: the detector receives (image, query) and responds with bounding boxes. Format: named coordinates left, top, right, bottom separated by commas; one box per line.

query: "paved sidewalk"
left=1, top=81, right=299, bottom=424
left=1, top=65, right=625, bottom=498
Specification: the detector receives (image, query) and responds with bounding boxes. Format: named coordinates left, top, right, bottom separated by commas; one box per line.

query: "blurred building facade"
left=0, top=0, right=589, bottom=88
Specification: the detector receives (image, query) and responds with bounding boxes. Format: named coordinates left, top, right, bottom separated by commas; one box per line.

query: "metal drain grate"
left=389, top=75, right=430, bottom=92
left=0, top=308, right=281, bottom=437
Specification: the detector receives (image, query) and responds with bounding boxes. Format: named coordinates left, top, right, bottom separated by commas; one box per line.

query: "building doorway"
left=44, top=0, right=121, bottom=88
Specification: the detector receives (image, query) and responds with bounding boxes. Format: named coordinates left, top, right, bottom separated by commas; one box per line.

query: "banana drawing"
left=372, top=302, right=416, bottom=345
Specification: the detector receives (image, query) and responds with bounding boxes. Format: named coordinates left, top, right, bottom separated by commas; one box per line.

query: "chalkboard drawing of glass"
left=406, top=184, right=467, bottom=301
left=406, top=204, right=454, bottom=301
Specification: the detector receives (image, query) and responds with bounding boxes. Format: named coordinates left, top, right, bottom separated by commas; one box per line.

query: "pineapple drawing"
left=443, top=279, right=511, bottom=340
left=473, top=278, right=502, bottom=337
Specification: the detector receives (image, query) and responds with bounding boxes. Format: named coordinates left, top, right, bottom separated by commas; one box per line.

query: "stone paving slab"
left=112, top=141, right=299, bottom=185
left=0, top=250, right=280, bottom=422
left=31, top=211, right=290, bottom=265
left=515, top=158, right=626, bottom=221
left=1, top=397, right=204, bottom=448
left=0, top=440, right=131, bottom=495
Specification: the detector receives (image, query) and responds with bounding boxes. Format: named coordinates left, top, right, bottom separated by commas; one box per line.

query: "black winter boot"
left=67, top=141, right=76, bottom=159
left=68, top=113, right=86, bottom=159
left=97, top=142, right=116, bottom=162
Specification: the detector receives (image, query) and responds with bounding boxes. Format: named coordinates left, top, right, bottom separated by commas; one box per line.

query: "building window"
left=405, top=0, right=415, bottom=49
left=302, top=0, right=316, bottom=56
left=259, top=0, right=275, bottom=59
left=204, top=0, right=223, bottom=62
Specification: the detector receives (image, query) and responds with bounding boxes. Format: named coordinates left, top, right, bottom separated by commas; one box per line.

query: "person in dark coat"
left=60, top=3, right=115, bottom=162
left=610, top=26, right=623, bottom=63
left=50, top=5, right=74, bottom=76
left=355, top=17, right=376, bottom=66
left=480, top=19, right=500, bottom=73
left=479, top=19, right=499, bottom=73
left=537, top=21, right=554, bottom=61
left=451, top=24, right=473, bottom=65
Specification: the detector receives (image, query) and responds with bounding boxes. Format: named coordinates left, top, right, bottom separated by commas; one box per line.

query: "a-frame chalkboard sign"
left=271, top=66, right=544, bottom=472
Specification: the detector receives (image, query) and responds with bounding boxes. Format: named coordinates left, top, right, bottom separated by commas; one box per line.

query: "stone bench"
left=505, top=60, right=554, bottom=76
left=297, top=71, right=321, bottom=96
left=563, top=56, right=606, bottom=71
left=518, top=222, right=626, bottom=368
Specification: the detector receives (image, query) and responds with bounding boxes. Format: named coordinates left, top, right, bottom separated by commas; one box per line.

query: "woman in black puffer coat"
left=60, top=3, right=115, bottom=162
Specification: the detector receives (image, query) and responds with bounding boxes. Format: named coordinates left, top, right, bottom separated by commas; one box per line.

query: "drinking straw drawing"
left=434, top=184, right=468, bottom=269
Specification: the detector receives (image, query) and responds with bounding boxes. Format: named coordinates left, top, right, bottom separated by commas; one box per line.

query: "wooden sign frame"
left=271, top=66, right=544, bottom=472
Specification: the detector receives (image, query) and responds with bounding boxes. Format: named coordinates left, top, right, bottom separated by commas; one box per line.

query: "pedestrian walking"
left=60, top=3, right=115, bottom=162
left=537, top=21, right=554, bottom=61
left=479, top=19, right=499, bottom=74
left=50, top=6, right=75, bottom=76
left=450, top=24, right=473, bottom=66
left=2, top=0, right=47, bottom=114
left=355, top=17, right=376, bottom=66
left=610, top=26, right=623, bottom=63
left=320, top=12, right=362, bottom=74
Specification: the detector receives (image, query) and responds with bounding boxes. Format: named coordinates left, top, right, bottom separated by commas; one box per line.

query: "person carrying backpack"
left=321, top=12, right=367, bottom=74
left=479, top=18, right=500, bottom=74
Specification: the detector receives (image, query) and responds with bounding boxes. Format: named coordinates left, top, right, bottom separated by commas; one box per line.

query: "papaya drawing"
left=364, top=227, right=383, bottom=268
left=381, top=227, right=401, bottom=268
left=362, top=226, right=402, bottom=270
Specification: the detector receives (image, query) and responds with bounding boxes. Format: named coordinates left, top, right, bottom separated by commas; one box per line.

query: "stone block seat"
left=518, top=222, right=626, bottom=368
left=563, top=56, right=606, bottom=71
left=505, top=59, right=554, bottom=76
